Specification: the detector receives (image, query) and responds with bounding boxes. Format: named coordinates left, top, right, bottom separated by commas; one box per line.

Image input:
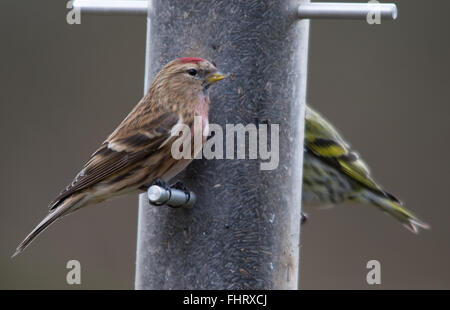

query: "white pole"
left=298, top=2, right=397, bottom=19
left=73, top=1, right=398, bottom=20
left=73, top=0, right=147, bottom=15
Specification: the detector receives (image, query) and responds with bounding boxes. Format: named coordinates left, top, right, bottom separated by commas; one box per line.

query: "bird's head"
left=149, top=57, right=227, bottom=104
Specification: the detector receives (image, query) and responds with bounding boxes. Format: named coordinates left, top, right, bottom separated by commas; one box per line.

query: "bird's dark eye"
left=187, top=69, right=197, bottom=76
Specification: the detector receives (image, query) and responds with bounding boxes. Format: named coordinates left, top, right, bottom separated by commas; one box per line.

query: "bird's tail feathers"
left=359, top=190, right=430, bottom=233
left=12, top=194, right=87, bottom=258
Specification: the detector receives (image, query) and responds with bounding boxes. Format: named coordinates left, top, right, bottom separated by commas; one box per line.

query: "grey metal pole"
left=135, top=0, right=308, bottom=290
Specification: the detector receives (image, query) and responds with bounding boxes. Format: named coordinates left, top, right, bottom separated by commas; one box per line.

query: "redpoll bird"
left=302, top=105, right=429, bottom=233
left=13, top=57, right=226, bottom=256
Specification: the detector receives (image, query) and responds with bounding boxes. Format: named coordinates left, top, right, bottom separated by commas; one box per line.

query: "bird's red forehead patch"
left=178, top=57, right=205, bottom=64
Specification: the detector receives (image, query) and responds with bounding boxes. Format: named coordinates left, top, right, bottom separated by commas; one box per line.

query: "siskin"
left=302, top=105, right=429, bottom=233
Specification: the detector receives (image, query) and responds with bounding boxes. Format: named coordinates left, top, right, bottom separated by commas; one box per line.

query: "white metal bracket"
left=73, top=0, right=398, bottom=21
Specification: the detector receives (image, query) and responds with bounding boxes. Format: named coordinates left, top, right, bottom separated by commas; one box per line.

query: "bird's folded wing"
left=304, top=106, right=401, bottom=203
left=49, top=112, right=181, bottom=210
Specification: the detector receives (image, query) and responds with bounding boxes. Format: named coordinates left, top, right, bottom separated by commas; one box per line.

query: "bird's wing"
left=49, top=111, right=181, bottom=210
left=304, top=105, right=401, bottom=203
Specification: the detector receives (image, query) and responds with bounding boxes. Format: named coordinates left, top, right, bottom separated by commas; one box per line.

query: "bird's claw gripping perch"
left=301, top=212, right=308, bottom=225
left=147, top=179, right=196, bottom=208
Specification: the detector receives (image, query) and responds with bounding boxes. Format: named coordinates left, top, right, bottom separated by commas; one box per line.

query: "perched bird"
left=302, top=105, right=429, bottom=233
left=13, top=57, right=227, bottom=256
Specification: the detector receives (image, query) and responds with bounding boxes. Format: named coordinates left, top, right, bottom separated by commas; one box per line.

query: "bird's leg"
left=171, top=180, right=187, bottom=191
left=301, top=212, right=308, bottom=225
left=168, top=180, right=196, bottom=209
left=170, top=181, right=191, bottom=206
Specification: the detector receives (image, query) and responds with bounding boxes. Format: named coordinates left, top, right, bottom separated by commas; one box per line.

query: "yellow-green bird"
left=302, top=105, right=429, bottom=233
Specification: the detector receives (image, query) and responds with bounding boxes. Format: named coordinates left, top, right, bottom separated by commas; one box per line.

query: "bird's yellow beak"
left=207, top=72, right=228, bottom=84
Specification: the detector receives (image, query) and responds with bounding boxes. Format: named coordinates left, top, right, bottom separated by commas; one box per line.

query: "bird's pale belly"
left=301, top=151, right=355, bottom=207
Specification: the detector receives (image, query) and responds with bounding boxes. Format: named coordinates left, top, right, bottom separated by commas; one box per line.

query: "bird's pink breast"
left=194, top=94, right=210, bottom=141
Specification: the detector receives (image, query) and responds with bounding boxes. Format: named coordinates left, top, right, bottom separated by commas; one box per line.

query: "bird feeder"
left=73, top=0, right=397, bottom=289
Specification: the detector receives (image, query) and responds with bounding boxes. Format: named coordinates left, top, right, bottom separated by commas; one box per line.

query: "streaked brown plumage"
left=14, top=57, right=226, bottom=256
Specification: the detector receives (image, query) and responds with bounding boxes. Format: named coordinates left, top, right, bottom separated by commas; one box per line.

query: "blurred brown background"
left=1, top=0, right=449, bottom=289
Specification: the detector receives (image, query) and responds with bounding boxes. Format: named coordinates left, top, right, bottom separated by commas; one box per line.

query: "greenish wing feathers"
left=304, top=106, right=401, bottom=204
